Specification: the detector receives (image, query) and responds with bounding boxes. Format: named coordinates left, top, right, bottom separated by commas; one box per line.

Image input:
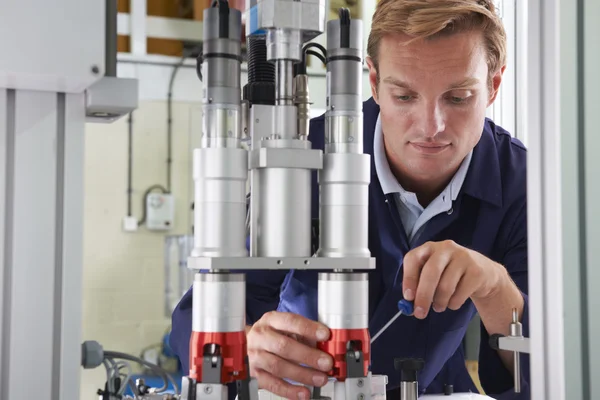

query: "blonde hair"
left=367, top=0, right=507, bottom=86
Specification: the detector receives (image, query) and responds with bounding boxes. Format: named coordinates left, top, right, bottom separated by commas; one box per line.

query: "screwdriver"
left=370, top=299, right=414, bottom=344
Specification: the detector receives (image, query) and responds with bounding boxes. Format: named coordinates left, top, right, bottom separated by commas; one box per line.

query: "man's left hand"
left=402, top=240, right=509, bottom=319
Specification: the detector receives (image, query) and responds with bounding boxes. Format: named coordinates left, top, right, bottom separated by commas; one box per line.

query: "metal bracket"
left=202, top=347, right=224, bottom=384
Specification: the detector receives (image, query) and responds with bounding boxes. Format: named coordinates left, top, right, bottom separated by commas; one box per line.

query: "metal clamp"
left=489, top=308, right=531, bottom=394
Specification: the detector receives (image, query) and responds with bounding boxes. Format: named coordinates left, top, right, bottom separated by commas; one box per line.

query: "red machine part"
left=189, top=331, right=248, bottom=384
left=317, top=328, right=370, bottom=380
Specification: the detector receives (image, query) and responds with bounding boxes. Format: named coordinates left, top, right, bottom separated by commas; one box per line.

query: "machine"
left=184, top=0, right=375, bottom=399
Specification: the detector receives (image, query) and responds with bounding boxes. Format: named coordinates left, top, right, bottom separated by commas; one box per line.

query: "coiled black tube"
left=243, top=35, right=275, bottom=105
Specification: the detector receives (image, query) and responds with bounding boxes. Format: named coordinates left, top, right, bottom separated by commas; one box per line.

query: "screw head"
left=204, top=385, right=213, bottom=394
left=357, top=379, right=364, bottom=387
left=91, top=65, right=100, bottom=75
left=358, top=394, right=365, bottom=400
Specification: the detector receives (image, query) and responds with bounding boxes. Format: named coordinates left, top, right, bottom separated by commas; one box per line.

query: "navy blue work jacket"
left=170, top=97, right=531, bottom=399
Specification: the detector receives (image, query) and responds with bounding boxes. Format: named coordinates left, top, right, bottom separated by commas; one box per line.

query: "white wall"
left=80, top=99, right=195, bottom=399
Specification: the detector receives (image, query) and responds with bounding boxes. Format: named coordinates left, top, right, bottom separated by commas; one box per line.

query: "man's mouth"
left=409, top=142, right=451, bottom=154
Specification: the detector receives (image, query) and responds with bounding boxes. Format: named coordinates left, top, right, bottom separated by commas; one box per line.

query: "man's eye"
left=449, top=96, right=467, bottom=104
left=396, top=95, right=412, bottom=101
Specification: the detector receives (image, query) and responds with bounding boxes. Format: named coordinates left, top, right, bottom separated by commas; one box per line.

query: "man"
left=171, top=0, right=530, bottom=399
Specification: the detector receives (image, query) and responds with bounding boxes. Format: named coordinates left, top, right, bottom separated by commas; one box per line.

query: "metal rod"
left=275, top=60, right=293, bottom=105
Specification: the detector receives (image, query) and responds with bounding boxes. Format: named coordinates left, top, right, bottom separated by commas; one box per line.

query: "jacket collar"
left=362, top=97, right=503, bottom=208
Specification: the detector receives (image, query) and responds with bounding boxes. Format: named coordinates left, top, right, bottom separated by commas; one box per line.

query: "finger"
left=259, top=327, right=333, bottom=372
left=403, top=242, right=434, bottom=301
left=432, top=262, right=466, bottom=313
left=250, top=349, right=329, bottom=388
left=265, top=311, right=330, bottom=343
left=253, top=368, right=311, bottom=400
left=447, top=265, right=478, bottom=310
left=413, top=247, right=453, bottom=319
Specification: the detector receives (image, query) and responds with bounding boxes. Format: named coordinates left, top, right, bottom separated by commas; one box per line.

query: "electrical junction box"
left=146, top=193, right=175, bottom=231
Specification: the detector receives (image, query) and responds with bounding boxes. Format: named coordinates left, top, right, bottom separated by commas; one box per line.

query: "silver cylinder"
left=266, top=28, right=302, bottom=61
left=325, top=18, right=363, bottom=153
left=192, top=147, right=248, bottom=258
left=293, top=74, right=311, bottom=140
left=317, top=153, right=370, bottom=258
left=201, top=6, right=242, bottom=146
left=273, top=105, right=297, bottom=139
left=400, top=382, right=418, bottom=400
left=192, top=273, right=245, bottom=332
left=201, top=104, right=241, bottom=148
left=276, top=60, right=294, bottom=105
left=318, top=273, right=368, bottom=329
left=257, top=167, right=311, bottom=257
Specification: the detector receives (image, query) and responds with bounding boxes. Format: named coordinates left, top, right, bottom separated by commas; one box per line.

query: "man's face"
left=367, top=31, right=503, bottom=183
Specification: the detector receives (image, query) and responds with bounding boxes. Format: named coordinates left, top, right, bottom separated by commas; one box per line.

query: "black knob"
left=394, top=358, right=425, bottom=382
left=444, top=384, right=454, bottom=395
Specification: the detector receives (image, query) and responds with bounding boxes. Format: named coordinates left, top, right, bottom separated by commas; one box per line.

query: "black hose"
left=247, top=35, right=275, bottom=83
left=306, top=50, right=327, bottom=67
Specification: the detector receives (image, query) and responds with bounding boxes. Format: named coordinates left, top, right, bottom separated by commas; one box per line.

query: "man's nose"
left=418, top=102, right=445, bottom=138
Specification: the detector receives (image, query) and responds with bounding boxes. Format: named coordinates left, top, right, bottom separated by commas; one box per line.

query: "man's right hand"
left=246, top=311, right=334, bottom=400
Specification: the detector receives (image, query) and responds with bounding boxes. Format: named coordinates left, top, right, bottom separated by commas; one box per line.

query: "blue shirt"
left=373, top=113, right=473, bottom=244
left=170, top=97, right=531, bottom=399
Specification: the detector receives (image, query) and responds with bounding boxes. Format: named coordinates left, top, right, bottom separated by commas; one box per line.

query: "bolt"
left=358, top=394, right=365, bottom=400
left=255, top=118, right=260, bottom=123
left=208, top=98, right=213, bottom=103
left=204, top=385, right=213, bottom=394
left=277, top=260, right=283, bottom=265
left=357, top=379, right=364, bottom=387
left=348, top=136, right=354, bottom=142
left=91, top=65, right=100, bottom=75
left=304, top=260, right=310, bottom=265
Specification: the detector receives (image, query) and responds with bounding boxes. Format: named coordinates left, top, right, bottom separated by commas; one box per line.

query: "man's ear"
left=366, top=56, right=379, bottom=104
left=487, top=65, right=506, bottom=106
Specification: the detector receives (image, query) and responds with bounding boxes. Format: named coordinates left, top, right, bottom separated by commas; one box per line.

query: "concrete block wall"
left=80, top=100, right=195, bottom=399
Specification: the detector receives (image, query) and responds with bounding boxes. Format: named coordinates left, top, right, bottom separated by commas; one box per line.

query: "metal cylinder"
left=318, top=273, right=368, bottom=329
left=266, top=28, right=302, bottom=61
left=192, top=147, right=248, bottom=258
left=192, top=273, right=246, bottom=333
left=201, top=5, right=243, bottom=147
left=293, top=74, right=311, bottom=140
left=276, top=60, right=294, bottom=105
left=317, top=152, right=370, bottom=258
left=400, top=382, right=418, bottom=400
left=257, top=166, right=311, bottom=257
left=325, top=17, right=363, bottom=154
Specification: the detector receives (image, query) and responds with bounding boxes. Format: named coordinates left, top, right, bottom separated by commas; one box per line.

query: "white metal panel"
left=9, top=90, right=58, bottom=400
left=515, top=0, right=528, bottom=146
left=59, top=93, right=86, bottom=399
left=0, top=88, right=6, bottom=398
left=559, top=0, right=584, bottom=398
left=584, top=0, right=600, bottom=397
left=0, top=0, right=104, bottom=93
left=525, top=0, right=566, bottom=399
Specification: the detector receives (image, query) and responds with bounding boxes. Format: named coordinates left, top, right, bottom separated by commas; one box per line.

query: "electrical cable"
left=306, top=50, right=327, bottom=66
left=138, top=184, right=169, bottom=226
left=127, top=112, right=134, bottom=217
left=104, top=350, right=180, bottom=394
left=303, top=42, right=327, bottom=57
left=167, top=52, right=190, bottom=193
